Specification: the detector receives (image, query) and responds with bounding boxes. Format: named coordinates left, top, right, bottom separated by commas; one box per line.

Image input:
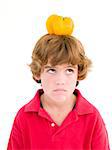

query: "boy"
left=7, top=34, right=110, bottom=149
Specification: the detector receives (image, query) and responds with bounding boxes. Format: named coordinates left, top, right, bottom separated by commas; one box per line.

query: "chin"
left=52, top=95, right=67, bottom=102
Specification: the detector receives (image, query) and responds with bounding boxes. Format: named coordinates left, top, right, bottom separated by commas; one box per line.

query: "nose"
left=56, top=81, right=65, bottom=85
left=55, top=72, right=66, bottom=85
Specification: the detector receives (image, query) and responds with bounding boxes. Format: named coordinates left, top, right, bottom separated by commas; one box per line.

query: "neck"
left=40, top=94, right=76, bottom=112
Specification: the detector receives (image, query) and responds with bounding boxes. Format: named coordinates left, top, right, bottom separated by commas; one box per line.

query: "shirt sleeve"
left=91, top=111, right=110, bottom=150
left=7, top=114, right=24, bottom=150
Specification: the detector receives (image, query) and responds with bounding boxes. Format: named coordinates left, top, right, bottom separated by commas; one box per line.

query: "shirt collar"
left=24, top=89, right=94, bottom=115
left=24, top=89, right=43, bottom=112
left=74, top=89, right=94, bottom=115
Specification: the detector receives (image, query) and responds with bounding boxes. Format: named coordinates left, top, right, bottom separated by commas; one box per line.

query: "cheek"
left=41, top=76, right=54, bottom=89
left=67, top=76, right=77, bottom=88
left=68, top=76, right=77, bottom=81
left=68, top=81, right=77, bottom=89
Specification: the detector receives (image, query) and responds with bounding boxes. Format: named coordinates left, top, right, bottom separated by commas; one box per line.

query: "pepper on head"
left=46, top=14, right=74, bottom=35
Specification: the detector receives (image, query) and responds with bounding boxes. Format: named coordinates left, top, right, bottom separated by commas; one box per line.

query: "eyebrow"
left=44, top=66, right=53, bottom=69
left=44, top=65, right=77, bottom=69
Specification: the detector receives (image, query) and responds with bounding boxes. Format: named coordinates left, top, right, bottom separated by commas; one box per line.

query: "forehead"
left=43, top=63, right=77, bottom=69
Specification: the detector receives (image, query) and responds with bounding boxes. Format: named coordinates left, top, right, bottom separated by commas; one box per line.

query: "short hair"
left=29, top=34, right=92, bottom=81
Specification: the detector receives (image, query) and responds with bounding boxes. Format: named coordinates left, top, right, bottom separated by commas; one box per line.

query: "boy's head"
left=29, top=34, right=92, bottom=82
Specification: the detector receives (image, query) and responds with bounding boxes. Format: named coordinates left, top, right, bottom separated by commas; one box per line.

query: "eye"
left=47, top=68, right=56, bottom=74
left=66, top=69, right=74, bottom=74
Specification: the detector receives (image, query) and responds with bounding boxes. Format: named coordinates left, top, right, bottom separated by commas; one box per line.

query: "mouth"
left=53, top=89, right=67, bottom=92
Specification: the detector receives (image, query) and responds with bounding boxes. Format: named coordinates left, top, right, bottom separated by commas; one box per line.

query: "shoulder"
left=13, top=89, right=41, bottom=122
left=75, top=89, right=105, bottom=124
left=13, top=103, right=30, bottom=124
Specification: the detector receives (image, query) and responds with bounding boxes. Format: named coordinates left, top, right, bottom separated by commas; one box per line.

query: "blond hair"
left=29, top=34, right=92, bottom=81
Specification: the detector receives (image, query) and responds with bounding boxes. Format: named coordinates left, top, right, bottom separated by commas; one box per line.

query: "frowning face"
left=40, top=63, right=78, bottom=103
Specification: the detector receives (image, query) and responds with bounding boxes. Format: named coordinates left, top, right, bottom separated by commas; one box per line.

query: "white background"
left=0, top=0, right=112, bottom=149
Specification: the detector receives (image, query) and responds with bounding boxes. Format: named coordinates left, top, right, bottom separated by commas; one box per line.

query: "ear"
left=33, top=76, right=41, bottom=83
left=33, top=76, right=40, bottom=81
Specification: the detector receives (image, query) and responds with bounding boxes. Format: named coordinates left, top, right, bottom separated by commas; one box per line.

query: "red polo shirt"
left=7, top=89, right=110, bottom=150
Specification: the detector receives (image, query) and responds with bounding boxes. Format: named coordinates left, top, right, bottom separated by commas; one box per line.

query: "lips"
left=53, top=89, right=66, bottom=92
